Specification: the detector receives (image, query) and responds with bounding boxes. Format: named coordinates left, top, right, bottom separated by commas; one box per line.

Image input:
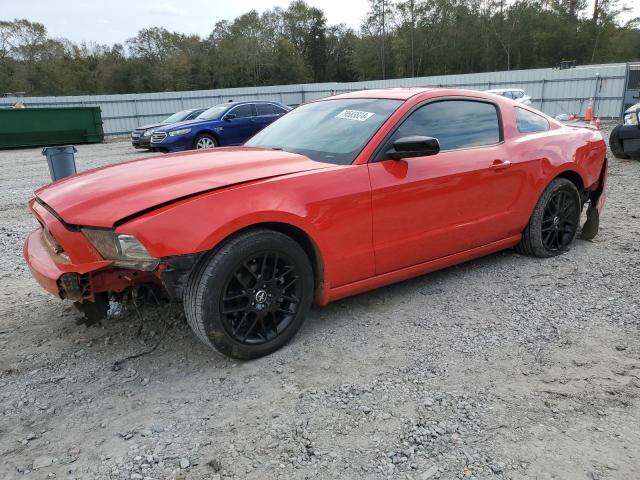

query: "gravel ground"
left=1, top=126, right=639, bottom=480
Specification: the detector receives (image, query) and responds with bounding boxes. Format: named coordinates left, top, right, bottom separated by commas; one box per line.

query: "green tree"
left=0, top=1, right=639, bottom=97
left=283, top=1, right=328, bottom=81
left=272, top=38, right=311, bottom=84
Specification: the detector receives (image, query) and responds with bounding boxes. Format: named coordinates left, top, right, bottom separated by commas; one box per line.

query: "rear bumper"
left=593, top=158, right=608, bottom=213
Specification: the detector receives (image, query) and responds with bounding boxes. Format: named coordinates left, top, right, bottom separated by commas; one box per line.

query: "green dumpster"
left=0, top=106, right=104, bottom=148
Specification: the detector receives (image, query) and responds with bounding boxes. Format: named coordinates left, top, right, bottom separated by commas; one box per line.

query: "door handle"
left=489, top=159, right=512, bottom=170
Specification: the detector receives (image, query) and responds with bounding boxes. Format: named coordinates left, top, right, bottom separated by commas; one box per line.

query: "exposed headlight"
left=169, top=128, right=192, bottom=136
left=82, top=229, right=159, bottom=271
left=143, top=128, right=155, bottom=136
left=623, top=113, right=639, bottom=126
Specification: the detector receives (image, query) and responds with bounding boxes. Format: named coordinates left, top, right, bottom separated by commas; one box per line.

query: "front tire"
left=184, top=230, right=314, bottom=359
left=517, top=178, right=581, bottom=258
left=194, top=134, right=218, bottom=150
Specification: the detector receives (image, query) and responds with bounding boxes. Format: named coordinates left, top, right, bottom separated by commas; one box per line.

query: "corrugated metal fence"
left=1, top=63, right=629, bottom=136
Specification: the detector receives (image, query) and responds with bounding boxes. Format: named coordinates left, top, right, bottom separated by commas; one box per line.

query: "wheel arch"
left=238, top=222, right=322, bottom=285
left=193, top=129, right=220, bottom=146
left=204, top=220, right=326, bottom=303
left=554, top=169, right=585, bottom=192
left=520, top=167, right=586, bottom=233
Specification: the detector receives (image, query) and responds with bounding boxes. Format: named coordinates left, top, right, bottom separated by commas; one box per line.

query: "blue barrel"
left=42, top=145, right=77, bottom=181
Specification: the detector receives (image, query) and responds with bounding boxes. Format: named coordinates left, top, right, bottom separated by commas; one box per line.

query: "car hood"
left=134, top=122, right=165, bottom=132
left=35, top=147, right=332, bottom=227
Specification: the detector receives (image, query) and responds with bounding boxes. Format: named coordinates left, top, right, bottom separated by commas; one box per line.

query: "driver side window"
left=229, top=104, right=254, bottom=118
left=378, top=99, right=501, bottom=160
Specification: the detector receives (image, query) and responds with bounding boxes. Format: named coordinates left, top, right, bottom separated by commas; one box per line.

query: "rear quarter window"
left=256, top=104, right=276, bottom=116
left=515, top=107, right=549, bottom=133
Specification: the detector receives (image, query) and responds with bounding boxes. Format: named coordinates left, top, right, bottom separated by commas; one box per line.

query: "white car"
left=485, top=88, right=532, bottom=105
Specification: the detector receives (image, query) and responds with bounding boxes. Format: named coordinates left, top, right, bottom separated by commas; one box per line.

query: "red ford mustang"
left=24, top=88, right=608, bottom=359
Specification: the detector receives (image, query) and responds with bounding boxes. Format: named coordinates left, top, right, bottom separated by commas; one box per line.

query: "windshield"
left=162, top=110, right=192, bottom=124
left=245, top=98, right=403, bottom=164
left=196, top=104, right=232, bottom=120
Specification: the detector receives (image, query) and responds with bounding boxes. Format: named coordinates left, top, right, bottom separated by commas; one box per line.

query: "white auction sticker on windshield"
left=336, top=110, right=375, bottom=121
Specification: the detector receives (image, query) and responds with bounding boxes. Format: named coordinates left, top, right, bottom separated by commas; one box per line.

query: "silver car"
left=485, top=88, right=532, bottom=105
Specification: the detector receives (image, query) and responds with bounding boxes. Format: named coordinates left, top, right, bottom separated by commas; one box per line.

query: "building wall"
left=1, top=63, right=628, bottom=136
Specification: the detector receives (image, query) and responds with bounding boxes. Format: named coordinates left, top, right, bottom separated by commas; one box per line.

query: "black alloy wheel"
left=516, top=177, right=581, bottom=258
left=540, top=188, right=579, bottom=252
left=220, top=252, right=302, bottom=345
left=184, top=229, right=313, bottom=359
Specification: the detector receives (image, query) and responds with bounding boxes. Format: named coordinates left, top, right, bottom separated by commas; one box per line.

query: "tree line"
left=1, top=0, right=638, bottom=97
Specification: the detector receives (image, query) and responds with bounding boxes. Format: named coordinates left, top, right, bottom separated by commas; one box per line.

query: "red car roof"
left=329, top=88, right=434, bottom=100
left=326, top=87, right=510, bottom=102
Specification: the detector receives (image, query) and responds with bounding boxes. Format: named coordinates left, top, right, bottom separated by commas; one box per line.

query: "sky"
left=1, top=0, right=639, bottom=46
left=0, top=0, right=371, bottom=45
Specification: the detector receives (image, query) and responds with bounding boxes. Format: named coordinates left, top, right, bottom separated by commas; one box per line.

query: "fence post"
left=593, top=73, right=600, bottom=117
left=620, top=63, right=630, bottom=118
left=133, top=99, right=139, bottom=126
left=540, top=78, right=546, bottom=110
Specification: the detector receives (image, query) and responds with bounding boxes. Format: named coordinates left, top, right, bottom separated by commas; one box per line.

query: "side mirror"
left=387, top=136, right=440, bottom=160
left=223, top=113, right=237, bottom=121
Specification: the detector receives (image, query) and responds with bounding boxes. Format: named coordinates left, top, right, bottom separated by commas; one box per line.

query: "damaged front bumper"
left=24, top=226, right=201, bottom=322
left=24, top=199, right=202, bottom=323
left=23, top=228, right=112, bottom=300
left=24, top=227, right=199, bottom=301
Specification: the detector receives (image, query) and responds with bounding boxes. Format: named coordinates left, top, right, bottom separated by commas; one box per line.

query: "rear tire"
left=609, top=125, right=630, bottom=159
left=194, top=134, right=218, bottom=150
left=184, top=229, right=314, bottom=359
left=516, top=178, right=581, bottom=258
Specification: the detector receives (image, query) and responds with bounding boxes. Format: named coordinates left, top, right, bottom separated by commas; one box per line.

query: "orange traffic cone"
left=595, top=117, right=601, bottom=130
left=584, top=98, right=593, bottom=122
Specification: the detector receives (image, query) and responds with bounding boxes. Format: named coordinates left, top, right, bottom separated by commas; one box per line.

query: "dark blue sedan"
left=150, top=101, right=290, bottom=152
left=131, top=108, right=206, bottom=149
